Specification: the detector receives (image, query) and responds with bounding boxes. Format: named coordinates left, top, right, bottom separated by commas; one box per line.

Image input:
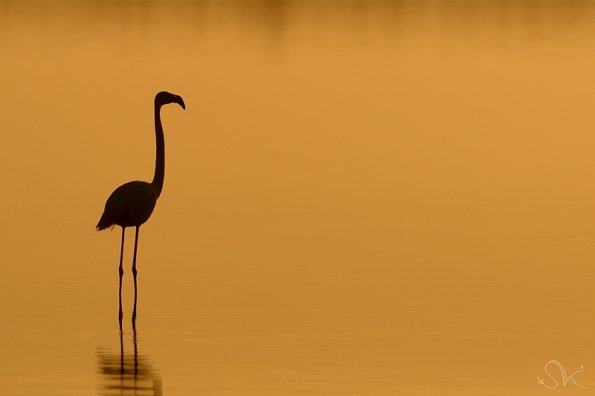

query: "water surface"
left=2, top=1, right=595, bottom=394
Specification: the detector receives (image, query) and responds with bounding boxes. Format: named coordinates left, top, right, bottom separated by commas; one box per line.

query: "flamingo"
left=97, top=91, right=185, bottom=320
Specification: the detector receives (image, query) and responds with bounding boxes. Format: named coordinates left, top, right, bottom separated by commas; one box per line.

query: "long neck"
left=151, top=103, right=165, bottom=197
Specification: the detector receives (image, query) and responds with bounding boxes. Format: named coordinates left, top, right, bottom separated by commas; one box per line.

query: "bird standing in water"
left=97, top=91, right=185, bottom=321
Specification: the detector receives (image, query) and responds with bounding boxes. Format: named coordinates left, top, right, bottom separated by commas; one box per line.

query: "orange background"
left=1, top=1, right=595, bottom=394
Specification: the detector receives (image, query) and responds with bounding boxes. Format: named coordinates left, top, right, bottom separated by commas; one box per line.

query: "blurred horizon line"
left=3, top=0, right=595, bottom=35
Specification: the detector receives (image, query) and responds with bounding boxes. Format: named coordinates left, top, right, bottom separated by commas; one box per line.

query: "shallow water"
left=2, top=1, right=595, bottom=394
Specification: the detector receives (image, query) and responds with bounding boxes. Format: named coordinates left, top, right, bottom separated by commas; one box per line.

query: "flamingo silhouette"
left=97, top=91, right=185, bottom=320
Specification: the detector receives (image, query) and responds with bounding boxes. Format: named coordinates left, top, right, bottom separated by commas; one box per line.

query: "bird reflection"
left=97, top=317, right=163, bottom=395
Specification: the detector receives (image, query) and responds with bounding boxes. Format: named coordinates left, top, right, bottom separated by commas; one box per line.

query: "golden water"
left=2, top=1, right=595, bottom=394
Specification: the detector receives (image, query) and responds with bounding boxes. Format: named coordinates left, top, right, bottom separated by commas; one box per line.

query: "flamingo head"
left=155, top=91, right=185, bottom=110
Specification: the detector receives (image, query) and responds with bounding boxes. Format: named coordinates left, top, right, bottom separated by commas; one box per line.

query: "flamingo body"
left=97, top=181, right=159, bottom=230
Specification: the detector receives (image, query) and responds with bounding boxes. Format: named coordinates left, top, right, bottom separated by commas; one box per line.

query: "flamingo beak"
left=176, top=96, right=186, bottom=110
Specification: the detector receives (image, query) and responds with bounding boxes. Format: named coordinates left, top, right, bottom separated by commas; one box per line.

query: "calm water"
left=2, top=1, right=595, bottom=394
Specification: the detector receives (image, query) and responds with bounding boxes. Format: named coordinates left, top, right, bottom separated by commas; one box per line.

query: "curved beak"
left=176, top=96, right=186, bottom=110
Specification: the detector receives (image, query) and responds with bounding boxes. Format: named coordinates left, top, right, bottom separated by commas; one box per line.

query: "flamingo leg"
left=119, top=227, right=126, bottom=323
left=132, top=226, right=140, bottom=319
